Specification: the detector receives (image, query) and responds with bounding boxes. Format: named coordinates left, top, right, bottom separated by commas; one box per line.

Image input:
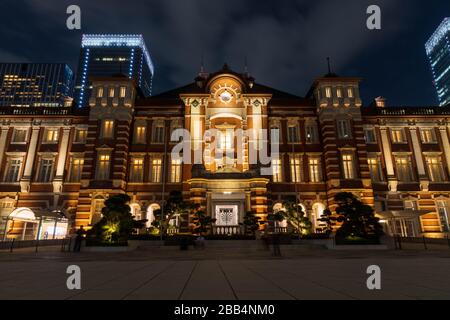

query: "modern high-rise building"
left=0, top=63, right=74, bottom=109
left=426, top=18, right=450, bottom=107
left=74, top=34, right=154, bottom=108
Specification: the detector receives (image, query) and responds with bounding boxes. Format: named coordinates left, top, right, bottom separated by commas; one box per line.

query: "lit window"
left=347, top=87, right=354, bottom=98
left=217, top=130, right=233, bottom=151
left=171, top=158, right=182, bottom=183
left=130, top=158, right=144, bottom=182
left=108, top=88, right=115, bottom=98
left=325, top=87, right=332, bottom=98
left=120, top=86, right=127, bottom=98
left=272, top=159, right=282, bottom=183
left=287, top=125, right=300, bottom=143
left=368, top=157, right=384, bottom=182
left=4, top=158, right=22, bottom=182
left=151, top=158, right=162, bottom=183
left=305, top=125, right=318, bottom=144
left=96, top=154, right=111, bottom=180
left=97, top=87, right=104, bottom=98
left=342, top=154, right=355, bottom=180
left=290, top=155, right=302, bottom=183
left=337, top=120, right=351, bottom=139
left=426, top=156, right=445, bottom=182
left=44, top=129, right=59, bottom=143
left=364, top=128, right=377, bottom=144
left=420, top=128, right=437, bottom=144
left=395, top=156, right=414, bottom=182
left=135, top=126, right=146, bottom=144
left=391, top=129, right=406, bottom=143
left=69, top=158, right=84, bottom=182
left=337, top=88, right=343, bottom=98
left=37, top=158, right=54, bottom=182
left=12, top=129, right=28, bottom=143
left=309, top=158, right=322, bottom=183
left=436, top=200, right=450, bottom=232
left=74, top=129, right=87, bottom=143
left=102, top=120, right=114, bottom=138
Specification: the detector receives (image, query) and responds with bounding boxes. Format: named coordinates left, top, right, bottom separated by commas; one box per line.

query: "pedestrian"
left=73, top=226, right=86, bottom=252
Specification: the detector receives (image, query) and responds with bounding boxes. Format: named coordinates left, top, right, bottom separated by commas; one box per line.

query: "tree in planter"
left=240, top=211, right=262, bottom=236
left=88, top=194, right=146, bottom=243
left=152, top=191, right=198, bottom=236
left=191, top=210, right=216, bottom=236
left=333, top=192, right=384, bottom=241
left=281, top=201, right=312, bottom=237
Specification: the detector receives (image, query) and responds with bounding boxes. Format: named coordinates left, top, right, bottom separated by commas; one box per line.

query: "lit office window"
left=290, top=155, right=302, bottom=183
left=151, top=158, right=162, bottom=183
left=171, top=159, right=182, bottom=183
left=69, top=158, right=84, bottom=182
left=44, top=129, right=59, bottom=143
left=426, top=156, right=445, bottom=182
left=102, top=120, right=114, bottom=138
left=309, top=158, right=322, bottom=183
left=391, top=129, right=406, bottom=143
left=130, top=158, right=144, bottom=182
left=37, top=159, right=54, bottom=182
left=342, top=154, right=355, bottom=180
left=337, top=88, right=343, bottom=98
left=4, top=159, right=22, bottom=182
left=96, top=154, right=111, bottom=180
left=420, top=128, right=437, bottom=144
left=272, top=159, right=282, bottom=183
left=135, top=126, right=146, bottom=144
left=395, top=156, right=414, bottom=182
left=368, top=157, right=384, bottom=182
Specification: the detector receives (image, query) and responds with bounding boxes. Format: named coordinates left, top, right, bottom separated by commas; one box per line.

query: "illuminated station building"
left=0, top=60, right=450, bottom=240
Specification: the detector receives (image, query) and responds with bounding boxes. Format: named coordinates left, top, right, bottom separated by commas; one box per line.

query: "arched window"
left=146, top=203, right=160, bottom=228
left=273, top=203, right=287, bottom=228
left=91, top=197, right=105, bottom=226
left=130, top=203, right=142, bottom=220
left=312, top=203, right=326, bottom=232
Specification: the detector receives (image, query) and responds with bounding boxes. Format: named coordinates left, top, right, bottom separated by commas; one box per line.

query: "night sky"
left=0, top=0, right=449, bottom=106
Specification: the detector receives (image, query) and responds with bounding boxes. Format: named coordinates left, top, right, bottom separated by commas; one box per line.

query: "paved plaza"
left=1, top=244, right=450, bottom=300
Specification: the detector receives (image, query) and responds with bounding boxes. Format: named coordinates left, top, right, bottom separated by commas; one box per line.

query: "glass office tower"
left=74, top=34, right=154, bottom=108
left=0, top=63, right=74, bottom=108
left=426, top=18, right=450, bottom=106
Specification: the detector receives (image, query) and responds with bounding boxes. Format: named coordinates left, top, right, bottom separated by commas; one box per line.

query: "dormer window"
left=347, top=87, right=354, bottom=98
left=97, top=87, right=104, bottom=98
left=337, top=88, right=343, bottom=98
left=325, top=87, right=332, bottom=98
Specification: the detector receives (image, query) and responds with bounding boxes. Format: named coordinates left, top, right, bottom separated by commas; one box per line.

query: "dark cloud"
left=0, top=0, right=449, bottom=105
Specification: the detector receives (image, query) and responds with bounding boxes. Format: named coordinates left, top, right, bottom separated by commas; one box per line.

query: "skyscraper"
left=426, top=18, right=450, bottom=107
left=0, top=63, right=74, bottom=108
left=74, top=34, right=154, bottom=108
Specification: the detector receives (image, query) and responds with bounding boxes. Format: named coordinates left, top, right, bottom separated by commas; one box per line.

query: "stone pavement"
left=1, top=246, right=450, bottom=300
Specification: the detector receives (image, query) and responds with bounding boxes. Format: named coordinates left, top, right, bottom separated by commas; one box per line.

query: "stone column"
left=53, top=127, right=71, bottom=193
left=409, top=127, right=429, bottom=191
left=439, top=126, right=450, bottom=177
left=380, top=127, right=398, bottom=192
left=20, top=125, right=40, bottom=193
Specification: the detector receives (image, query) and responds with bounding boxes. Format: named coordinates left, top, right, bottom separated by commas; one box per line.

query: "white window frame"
left=11, top=128, right=29, bottom=144
left=4, top=157, right=23, bottom=182
left=43, top=128, right=59, bottom=144
left=96, top=152, right=111, bottom=180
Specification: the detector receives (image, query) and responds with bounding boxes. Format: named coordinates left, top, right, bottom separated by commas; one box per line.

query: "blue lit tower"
left=74, top=34, right=154, bottom=108
left=426, top=18, right=450, bottom=106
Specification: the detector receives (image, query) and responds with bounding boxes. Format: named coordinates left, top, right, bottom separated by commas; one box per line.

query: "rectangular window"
left=325, top=87, right=332, bottom=98
left=4, top=159, right=22, bottom=182
left=74, top=129, right=87, bottom=143
left=69, top=158, right=84, bottom=182
left=120, top=86, right=126, bottom=98
left=108, top=88, right=115, bottom=98
left=426, top=156, right=445, bottom=182
left=272, top=159, right=282, bottom=183
left=347, top=87, right=354, bottom=98
left=309, top=158, right=322, bottom=183
left=102, top=120, right=114, bottom=139
left=97, top=87, right=104, bottom=98
left=43, top=129, right=59, bottom=143
left=171, top=158, right=182, bottom=183
left=287, top=126, right=300, bottom=143
left=151, top=158, right=162, bottom=183
left=153, top=126, right=165, bottom=143
left=396, top=156, right=414, bottom=182
left=391, top=129, right=406, bottom=143
left=420, top=128, right=437, bottom=144
left=404, top=200, right=418, bottom=211
left=364, top=128, right=377, bottom=144
left=337, top=120, right=351, bottom=139
left=337, top=88, right=343, bottom=98
left=436, top=200, right=450, bottom=232
left=37, top=159, right=54, bottom=182
left=368, top=157, right=384, bottom=182
left=342, top=154, right=355, bottom=179
left=96, top=154, right=111, bottom=180
left=135, top=126, right=146, bottom=144
left=12, top=129, right=28, bottom=143
left=130, top=158, right=144, bottom=182
left=305, top=125, right=318, bottom=144
left=290, top=155, right=302, bottom=183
